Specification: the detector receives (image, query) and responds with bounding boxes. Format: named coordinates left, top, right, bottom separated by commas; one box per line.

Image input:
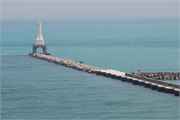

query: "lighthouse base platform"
left=30, top=44, right=50, bottom=55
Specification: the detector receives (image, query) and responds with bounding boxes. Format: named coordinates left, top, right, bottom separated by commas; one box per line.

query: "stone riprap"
left=132, top=72, right=180, bottom=80
left=29, top=53, right=104, bottom=73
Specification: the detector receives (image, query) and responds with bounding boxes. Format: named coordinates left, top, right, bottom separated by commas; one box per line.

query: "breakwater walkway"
left=29, top=53, right=180, bottom=96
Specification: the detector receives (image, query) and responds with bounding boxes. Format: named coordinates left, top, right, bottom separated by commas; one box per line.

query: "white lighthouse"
left=30, top=21, right=50, bottom=55
left=35, top=21, right=44, bottom=45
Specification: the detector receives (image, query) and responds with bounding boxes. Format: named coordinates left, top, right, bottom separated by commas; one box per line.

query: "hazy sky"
left=1, top=0, right=179, bottom=20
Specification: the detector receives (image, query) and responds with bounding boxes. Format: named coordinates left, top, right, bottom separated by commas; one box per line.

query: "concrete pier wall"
left=125, top=73, right=180, bottom=89
left=97, top=70, right=180, bottom=96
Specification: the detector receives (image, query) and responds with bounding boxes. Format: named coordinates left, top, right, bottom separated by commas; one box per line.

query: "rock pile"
left=132, top=72, right=180, bottom=80
left=30, top=53, right=103, bottom=73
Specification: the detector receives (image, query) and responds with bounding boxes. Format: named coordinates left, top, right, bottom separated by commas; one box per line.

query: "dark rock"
left=162, top=75, right=167, bottom=80
left=158, top=76, right=162, bottom=80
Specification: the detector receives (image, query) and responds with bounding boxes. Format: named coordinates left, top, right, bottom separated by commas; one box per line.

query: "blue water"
left=1, top=19, right=180, bottom=119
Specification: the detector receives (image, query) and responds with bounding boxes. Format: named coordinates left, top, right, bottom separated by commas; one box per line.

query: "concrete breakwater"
left=97, top=70, right=180, bottom=96
left=29, top=53, right=180, bottom=96
left=29, top=53, right=104, bottom=73
left=132, top=72, right=180, bottom=80
left=125, top=73, right=180, bottom=89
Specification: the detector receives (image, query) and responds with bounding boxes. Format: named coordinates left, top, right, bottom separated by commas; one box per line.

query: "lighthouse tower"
left=30, top=21, right=50, bottom=55
left=35, top=21, right=44, bottom=45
